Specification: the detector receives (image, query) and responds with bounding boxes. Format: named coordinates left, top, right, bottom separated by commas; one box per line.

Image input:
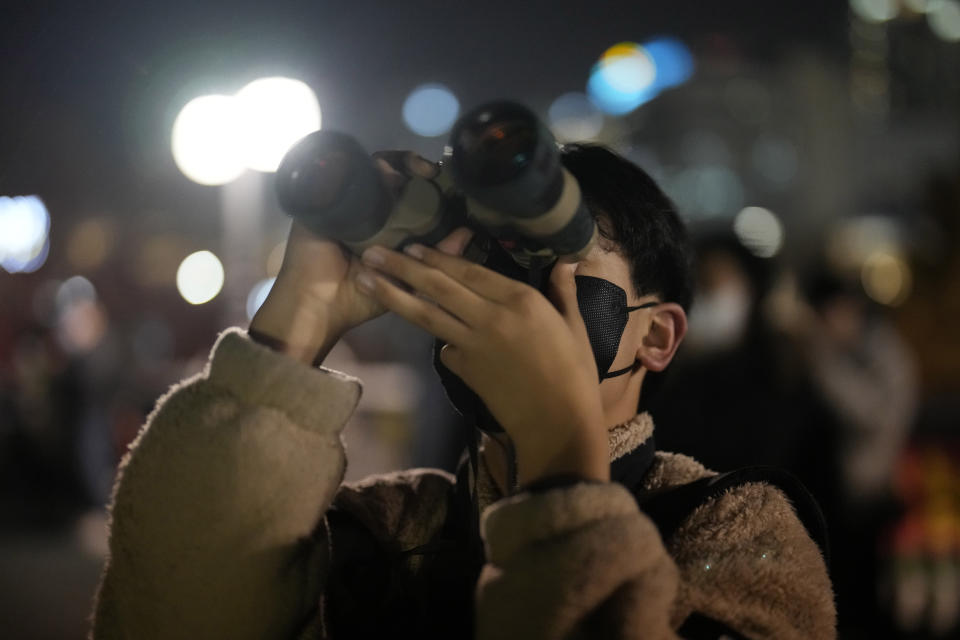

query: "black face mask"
left=434, top=265, right=656, bottom=432
left=575, top=275, right=656, bottom=381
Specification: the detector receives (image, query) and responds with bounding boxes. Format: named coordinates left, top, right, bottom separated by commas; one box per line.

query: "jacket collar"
left=472, top=412, right=657, bottom=509
left=609, top=412, right=656, bottom=489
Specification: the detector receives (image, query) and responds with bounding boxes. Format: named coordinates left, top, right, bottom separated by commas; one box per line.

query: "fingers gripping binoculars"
left=274, top=101, right=598, bottom=272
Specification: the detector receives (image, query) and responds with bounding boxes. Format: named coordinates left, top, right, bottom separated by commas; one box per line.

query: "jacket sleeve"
left=475, top=481, right=836, bottom=640
left=90, top=328, right=361, bottom=640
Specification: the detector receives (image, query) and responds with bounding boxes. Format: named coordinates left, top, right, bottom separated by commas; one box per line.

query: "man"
left=90, top=145, right=835, bottom=639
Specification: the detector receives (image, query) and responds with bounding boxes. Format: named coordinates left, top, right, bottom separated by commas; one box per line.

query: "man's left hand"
left=354, top=236, right=609, bottom=485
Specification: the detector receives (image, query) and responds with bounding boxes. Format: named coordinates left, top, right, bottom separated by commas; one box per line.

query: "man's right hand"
left=248, top=219, right=382, bottom=365
left=249, top=151, right=472, bottom=366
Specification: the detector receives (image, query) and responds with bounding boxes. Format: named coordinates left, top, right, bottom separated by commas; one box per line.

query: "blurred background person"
left=651, top=228, right=839, bottom=508
left=801, top=266, right=919, bottom=639
left=803, top=266, right=917, bottom=519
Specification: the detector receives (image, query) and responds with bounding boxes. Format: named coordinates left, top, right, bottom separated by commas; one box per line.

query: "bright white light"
left=246, top=277, right=277, bottom=320
left=0, top=195, right=50, bottom=273
left=176, top=250, right=225, bottom=305
left=733, top=207, right=785, bottom=258
left=403, top=83, right=460, bottom=137
left=548, top=92, right=604, bottom=141
left=929, top=1, right=960, bottom=41
left=236, top=77, right=321, bottom=172
left=850, top=0, right=900, bottom=23
left=171, top=95, right=246, bottom=186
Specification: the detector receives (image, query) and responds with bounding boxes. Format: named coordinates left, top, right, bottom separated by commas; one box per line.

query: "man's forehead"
left=595, top=234, right=619, bottom=253
left=592, top=214, right=621, bottom=253
left=580, top=237, right=630, bottom=277
left=586, top=229, right=622, bottom=259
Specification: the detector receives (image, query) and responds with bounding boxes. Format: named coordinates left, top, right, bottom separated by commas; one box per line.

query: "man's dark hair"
left=561, top=144, right=692, bottom=311
left=560, top=144, right=692, bottom=410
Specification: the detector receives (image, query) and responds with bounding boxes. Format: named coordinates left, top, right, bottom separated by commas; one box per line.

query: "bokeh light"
left=57, top=297, right=108, bottom=355
left=548, top=92, right=604, bottom=141
left=55, top=275, right=97, bottom=314
left=246, top=277, right=277, bottom=320
left=733, top=206, right=785, bottom=258
left=67, top=217, right=117, bottom=270
left=643, top=37, right=695, bottom=91
left=929, top=0, right=960, bottom=42
left=587, top=43, right=657, bottom=115
left=171, top=95, right=246, bottom=186
left=0, top=195, right=50, bottom=274
left=402, top=83, right=460, bottom=137
left=235, top=77, right=321, bottom=172
left=850, top=0, right=900, bottom=23
left=667, top=165, right=744, bottom=218
left=862, top=251, right=913, bottom=306
left=751, top=136, right=799, bottom=188
left=826, top=216, right=902, bottom=274
left=176, top=250, right=225, bottom=305
left=53, top=276, right=106, bottom=354
left=587, top=38, right=694, bottom=116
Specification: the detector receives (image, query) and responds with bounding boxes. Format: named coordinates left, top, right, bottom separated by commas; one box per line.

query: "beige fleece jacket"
left=90, top=328, right=836, bottom=639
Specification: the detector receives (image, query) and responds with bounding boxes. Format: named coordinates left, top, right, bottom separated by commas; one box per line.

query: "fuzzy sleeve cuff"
left=205, top=327, right=362, bottom=433
left=481, top=481, right=644, bottom=564
left=475, top=481, right=680, bottom=639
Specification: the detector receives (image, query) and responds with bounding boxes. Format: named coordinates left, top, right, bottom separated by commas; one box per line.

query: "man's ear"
left=636, top=303, right=687, bottom=372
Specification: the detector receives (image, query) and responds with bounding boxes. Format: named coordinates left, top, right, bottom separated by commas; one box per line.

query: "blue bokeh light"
left=587, top=44, right=657, bottom=115
left=587, top=38, right=695, bottom=116
left=402, top=83, right=460, bottom=137
left=644, top=37, right=695, bottom=92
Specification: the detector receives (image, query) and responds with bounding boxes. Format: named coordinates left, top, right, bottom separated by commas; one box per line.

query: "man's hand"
left=355, top=241, right=609, bottom=485
left=249, top=151, right=449, bottom=366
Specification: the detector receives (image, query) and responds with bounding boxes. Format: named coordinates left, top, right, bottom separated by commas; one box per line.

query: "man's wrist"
left=520, top=473, right=604, bottom=494
left=516, top=429, right=610, bottom=486
left=249, top=289, right=345, bottom=366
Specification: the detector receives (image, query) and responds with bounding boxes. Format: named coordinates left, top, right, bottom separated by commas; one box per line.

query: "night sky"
left=0, top=0, right=848, bottom=215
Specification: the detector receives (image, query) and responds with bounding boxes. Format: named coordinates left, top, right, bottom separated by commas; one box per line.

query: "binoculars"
left=274, top=101, right=597, bottom=274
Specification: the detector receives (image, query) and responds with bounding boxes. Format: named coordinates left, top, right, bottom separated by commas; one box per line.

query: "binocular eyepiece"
left=275, top=100, right=597, bottom=267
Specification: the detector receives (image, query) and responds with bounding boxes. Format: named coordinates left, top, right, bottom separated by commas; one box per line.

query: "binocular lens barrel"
left=275, top=131, right=389, bottom=243
left=448, top=106, right=539, bottom=187
left=447, top=101, right=562, bottom=218
left=275, top=100, right=595, bottom=261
